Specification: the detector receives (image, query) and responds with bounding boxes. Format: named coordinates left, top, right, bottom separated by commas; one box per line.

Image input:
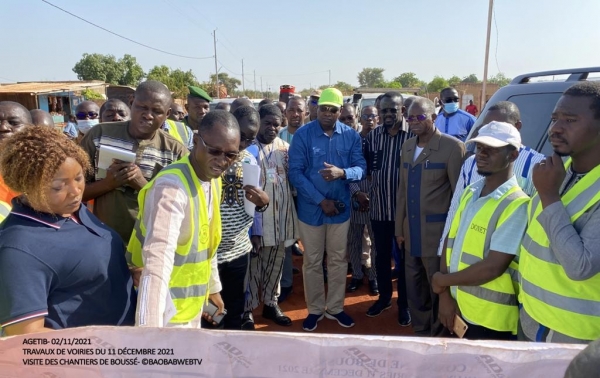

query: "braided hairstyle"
left=0, top=126, right=91, bottom=212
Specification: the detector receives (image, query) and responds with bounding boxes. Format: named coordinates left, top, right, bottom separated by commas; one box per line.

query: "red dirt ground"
left=251, top=255, right=415, bottom=337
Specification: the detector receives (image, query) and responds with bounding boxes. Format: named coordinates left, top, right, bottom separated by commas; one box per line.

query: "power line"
left=0, top=76, right=17, bottom=82
left=217, top=60, right=242, bottom=76
left=41, top=0, right=214, bottom=60
left=256, top=70, right=330, bottom=77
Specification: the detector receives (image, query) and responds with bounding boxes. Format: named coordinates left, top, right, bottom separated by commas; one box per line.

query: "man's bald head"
left=134, top=80, right=172, bottom=107
left=75, top=100, right=100, bottom=115
left=169, top=102, right=185, bottom=121
left=230, top=98, right=254, bottom=113
left=30, top=109, right=55, bottom=128
left=0, top=101, right=33, bottom=141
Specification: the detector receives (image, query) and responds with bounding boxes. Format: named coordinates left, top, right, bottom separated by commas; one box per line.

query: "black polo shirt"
left=0, top=199, right=136, bottom=330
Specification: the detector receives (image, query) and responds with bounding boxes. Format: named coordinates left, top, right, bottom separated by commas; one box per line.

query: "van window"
left=507, top=93, right=562, bottom=154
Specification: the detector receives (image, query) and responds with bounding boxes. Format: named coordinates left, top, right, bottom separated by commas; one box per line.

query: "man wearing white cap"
left=431, top=121, right=529, bottom=340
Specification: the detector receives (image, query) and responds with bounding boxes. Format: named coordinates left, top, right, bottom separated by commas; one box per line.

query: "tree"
left=447, top=75, right=462, bottom=87
left=81, top=88, right=104, bottom=100
left=208, top=73, right=241, bottom=96
left=488, top=72, right=512, bottom=87
left=393, top=72, right=422, bottom=88
left=318, top=81, right=354, bottom=95
left=427, top=76, right=450, bottom=93
left=357, top=68, right=386, bottom=88
left=146, top=65, right=202, bottom=99
left=462, top=74, right=480, bottom=83
left=386, top=81, right=403, bottom=89
left=72, top=53, right=145, bottom=86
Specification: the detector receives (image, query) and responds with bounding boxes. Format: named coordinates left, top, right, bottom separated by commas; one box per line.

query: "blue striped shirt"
left=438, top=145, right=545, bottom=255
left=434, top=109, right=476, bottom=142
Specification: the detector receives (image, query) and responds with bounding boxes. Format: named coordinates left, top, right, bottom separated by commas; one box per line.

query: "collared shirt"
left=434, top=109, right=476, bottom=142
left=438, top=145, right=545, bottom=255
left=161, top=120, right=194, bottom=149
left=63, top=122, right=78, bottom=138
left=448, top=176, right=528, bottom=299
left=80, top=121, right=188, bottom=243
left=289, top=120, right=366, bottom=226
left=135, top=173, right=222, bottom=327
left=0, top=199, right=136, bottom=329
left=364, top=121, right=413, bottom=221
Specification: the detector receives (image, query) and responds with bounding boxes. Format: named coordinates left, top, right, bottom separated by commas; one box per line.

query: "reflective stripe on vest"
left=520, top=159, right=600, bottom=340
left=0, top=200, right=10, bottom=222
left=126, top=156, right=222, bottom=323
left=447, top=185, right=528, bottom=333
left=165, top=120, right=190, bottom=146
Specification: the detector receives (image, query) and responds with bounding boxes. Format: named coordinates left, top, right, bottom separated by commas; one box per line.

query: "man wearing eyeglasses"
left=396, top=97, right=465, bottom=337
left=289, top=88, right=366, bottom=332
left=74, top=100, right=101, bottom=143
left=363, top=92, right=413, bottom=326
left=81, top=80, right=188, bottom=243
left=434, top=87, right=476, bottom=142
left=127, top=110, right=241, bottom=328
left=304, top=89, right=321, bottom=124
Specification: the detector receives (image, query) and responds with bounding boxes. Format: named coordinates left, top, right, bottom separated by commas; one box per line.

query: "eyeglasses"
left=309, top=99, right=318, bottom=106
left=380, top=108, right=398, bottom=114
left=443, top=97, right=460, bottom=103
left=361, top=114, right=377, bottom=120
left=197, top=133, right=239, bottom=161
left=406, top=114, right=429, bottom=123
left=319, top=105, right=340, bottom=113
left=240, top=135, right=255, bottom=144
left=76, top=111, right=99, bottom=120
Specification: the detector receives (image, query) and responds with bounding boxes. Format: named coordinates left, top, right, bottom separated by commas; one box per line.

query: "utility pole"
left=329, top=70, right=331, bottom=86
left=213, top=29, right=219, bottom=99
left=481, top=0, right=493, bottom=110
left=260, top=76, right=263, bottom=96
left=254, top=70, right=257, bottom=96
left=241, top=59, right=245, bottom=95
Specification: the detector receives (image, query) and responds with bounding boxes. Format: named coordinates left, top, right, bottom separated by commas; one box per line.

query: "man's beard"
left=477, top=170, right=492, bottom=177
left=554, top=149, right=570, bottom=157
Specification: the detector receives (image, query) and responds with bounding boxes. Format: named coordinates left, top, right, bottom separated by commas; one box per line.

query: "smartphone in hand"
left=453, top=315, right=469, bottom=338
left=204, top=300, right=227, bottom=326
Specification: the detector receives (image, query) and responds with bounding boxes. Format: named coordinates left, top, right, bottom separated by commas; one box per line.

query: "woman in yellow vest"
left=520, top=82, right=600, bottom=344
left=433, top=121, right=529, bottom=340
left=127, top=110, right=241, bottom=328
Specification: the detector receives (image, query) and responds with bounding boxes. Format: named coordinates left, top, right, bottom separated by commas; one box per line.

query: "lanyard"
left=256, top=141, right=275, bottom=166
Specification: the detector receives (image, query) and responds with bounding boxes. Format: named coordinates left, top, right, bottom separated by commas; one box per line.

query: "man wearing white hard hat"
left=431, top=121, right=530, bottom=340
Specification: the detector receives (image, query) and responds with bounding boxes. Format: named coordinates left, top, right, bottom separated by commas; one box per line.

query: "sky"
left=2, top=0, right=600, bottom=91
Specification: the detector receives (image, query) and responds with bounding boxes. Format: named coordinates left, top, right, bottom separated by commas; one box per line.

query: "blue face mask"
left=444, top=102, right=459, bottom=114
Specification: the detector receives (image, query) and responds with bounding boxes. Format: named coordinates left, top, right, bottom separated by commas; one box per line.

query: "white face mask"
left=76, top=119, right=99, bottom=134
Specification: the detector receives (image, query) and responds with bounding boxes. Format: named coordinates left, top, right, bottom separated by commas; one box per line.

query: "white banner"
left=0, top=327, right=584, bottom=378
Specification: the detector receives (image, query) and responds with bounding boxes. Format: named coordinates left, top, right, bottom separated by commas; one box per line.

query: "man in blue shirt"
left=434, top=87, right=476, bottom=142
left=289, top=88, right=366, bottom=332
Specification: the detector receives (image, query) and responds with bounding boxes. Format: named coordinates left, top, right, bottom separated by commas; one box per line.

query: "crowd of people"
left=0, top=78, right=598, bottom=347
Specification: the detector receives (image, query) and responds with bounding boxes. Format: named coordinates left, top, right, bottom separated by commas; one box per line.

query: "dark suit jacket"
left=395, top=128, right=465, bottom=257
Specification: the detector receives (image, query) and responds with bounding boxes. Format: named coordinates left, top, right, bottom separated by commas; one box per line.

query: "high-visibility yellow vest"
left=447, top=184, right=529, bottom=333
left=520, top=160, right=600, bottom=340
left=0, top=200, right=10, bottom=223
left=126, top=156, right=222, bottom=324
left=165, top=119, right=191, bottom=147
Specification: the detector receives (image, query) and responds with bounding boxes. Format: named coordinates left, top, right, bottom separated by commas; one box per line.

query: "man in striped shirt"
left=81, top=80, right=188, bottom=243
left=364, top=92, right=413, bottom=325
left=438, top=101, right=545, bottom=256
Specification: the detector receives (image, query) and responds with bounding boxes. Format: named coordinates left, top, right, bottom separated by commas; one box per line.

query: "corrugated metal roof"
left=0, top=81, right=107, bottom=94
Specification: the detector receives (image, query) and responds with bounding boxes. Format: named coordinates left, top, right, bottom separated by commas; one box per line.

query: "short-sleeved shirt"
left=80, top=121, right=188, bottom=242
left=434, top=109, right=476, bottom=142
left=0, top=199, right=136, bottom=330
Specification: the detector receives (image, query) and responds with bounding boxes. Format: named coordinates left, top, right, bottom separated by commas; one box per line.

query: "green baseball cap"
left=318, top=88, right=343, bottom=107
left=188, top=85, right=212, bottom=102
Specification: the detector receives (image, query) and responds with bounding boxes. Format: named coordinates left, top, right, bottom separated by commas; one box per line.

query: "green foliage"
left=208, top=73, right=241, bottom=95
left=488, top=72, right=511, bottom=87
left=81, top=88, right=104, bottom=100
left=146, top=65, right=201, bottom=99
left=393, top=72, right=423, bottom=89
left=447, top=75, right=462, bottom=87
left=427, top=76, right=450, bottom=93
left=462, top=74, right=480, bottom=83
left=386, top=81, right=403, bottom=89
left=72, top=53, right=145, bottom=86
left=357, top=68, right=386, bottom=88
left=317, top=81, right=354, bottom=95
